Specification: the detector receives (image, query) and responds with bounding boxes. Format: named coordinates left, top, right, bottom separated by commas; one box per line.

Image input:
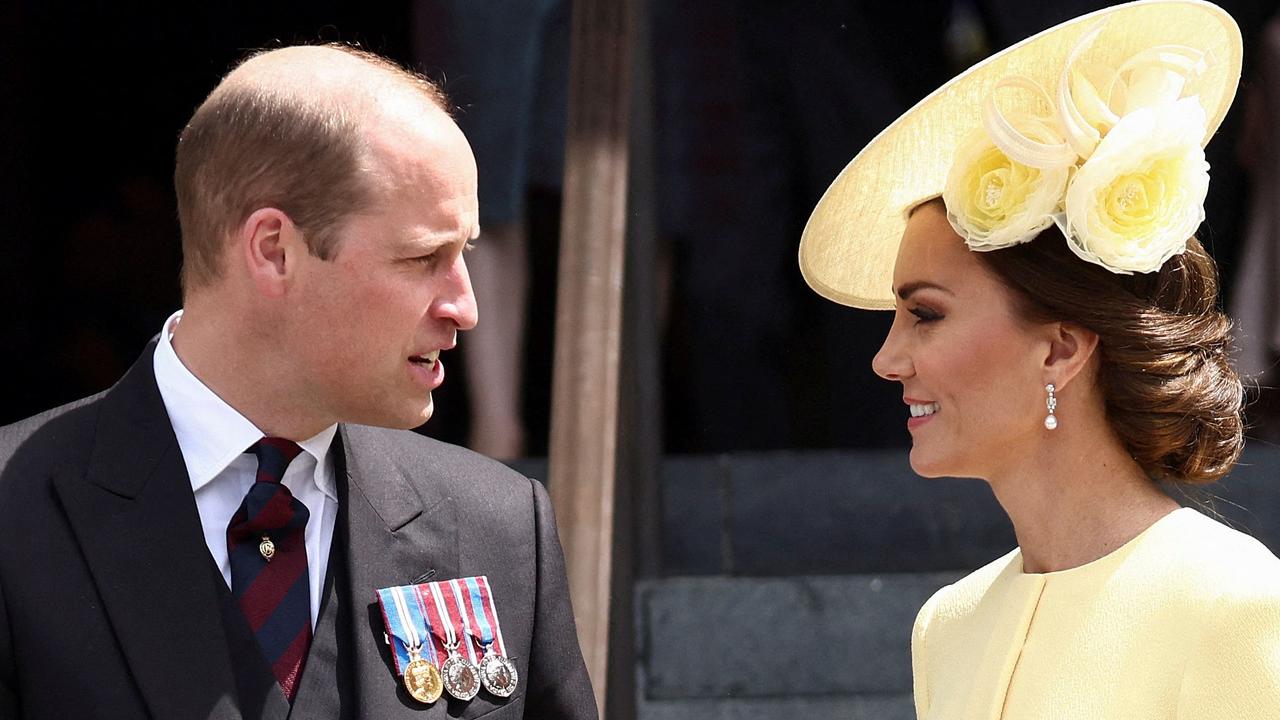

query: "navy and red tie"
left=226, top=437, right=311, bottom=701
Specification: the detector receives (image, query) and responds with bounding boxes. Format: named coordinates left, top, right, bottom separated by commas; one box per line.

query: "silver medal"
left=479, top=645, right=519, bottom=698
left=440, top=641, right=481, bottom=701
left=428, top=582, right=481, bottom=701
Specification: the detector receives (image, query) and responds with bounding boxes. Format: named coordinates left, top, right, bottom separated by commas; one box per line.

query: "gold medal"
left=381, top=585, right=441, bottom=704
left=258, top=535, right=275, bottom=561
left=403, top=654, right=443, bottom=704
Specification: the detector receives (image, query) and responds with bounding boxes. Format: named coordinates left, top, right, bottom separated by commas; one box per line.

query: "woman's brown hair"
left=973, top=215, right=1244, bottom=484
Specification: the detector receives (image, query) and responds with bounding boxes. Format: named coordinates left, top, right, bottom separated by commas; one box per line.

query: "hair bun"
left=982, top=231, right=1245, bottom=484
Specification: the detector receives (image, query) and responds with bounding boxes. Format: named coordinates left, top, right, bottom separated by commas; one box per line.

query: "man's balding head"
left=174, top=44, right=450, bottom=293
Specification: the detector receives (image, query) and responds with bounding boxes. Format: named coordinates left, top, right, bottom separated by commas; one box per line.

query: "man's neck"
left=170, top=304, right=334, bottom=441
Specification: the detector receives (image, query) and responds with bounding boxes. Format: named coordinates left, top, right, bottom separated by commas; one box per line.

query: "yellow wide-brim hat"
left=798, top=0, right=1242, bottom=309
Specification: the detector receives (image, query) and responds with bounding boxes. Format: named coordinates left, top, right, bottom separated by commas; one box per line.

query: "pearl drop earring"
left=1044, top=383, right=1058, bottom=430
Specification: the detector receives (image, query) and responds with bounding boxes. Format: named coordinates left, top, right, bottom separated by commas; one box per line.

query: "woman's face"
left=872, top=201, right=1052, bottom=479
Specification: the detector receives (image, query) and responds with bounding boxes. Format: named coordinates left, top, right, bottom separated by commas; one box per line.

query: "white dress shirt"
left=153, top=310, right=338, bottom=629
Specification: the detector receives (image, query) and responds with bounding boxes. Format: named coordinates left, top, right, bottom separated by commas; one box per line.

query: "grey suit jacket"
left=0, top=343, right=597, bottom=720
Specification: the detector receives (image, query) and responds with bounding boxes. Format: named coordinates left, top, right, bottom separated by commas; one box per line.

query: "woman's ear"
left=1043, top=321, right=1099, bottom=390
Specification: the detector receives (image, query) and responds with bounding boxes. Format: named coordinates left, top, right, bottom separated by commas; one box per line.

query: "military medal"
left=376, top=585, right=442, bottom=705
left=440, top=640, right=481, bottom=701
left=394, top=587, right=443, bottom=704
left=427, top=582, right=481, bottom=701
left=403, top=651, right=443, bottom=704
left=458, top=576, right=519, bottom=697
left=258, top=534, right=275, bottom=561
left=478, top=645, right=519, bottom=698
left=379, top=576, right=515, bottom=706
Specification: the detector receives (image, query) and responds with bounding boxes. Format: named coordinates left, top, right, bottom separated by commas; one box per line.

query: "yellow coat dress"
left=911, top=508, right=1280, bottom=719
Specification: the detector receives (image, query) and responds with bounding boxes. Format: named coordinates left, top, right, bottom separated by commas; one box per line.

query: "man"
left=0, top=45, right=597, bottom=720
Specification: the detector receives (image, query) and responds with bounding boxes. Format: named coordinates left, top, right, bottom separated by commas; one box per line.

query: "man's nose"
left=436, top=254, right=479, bottom=331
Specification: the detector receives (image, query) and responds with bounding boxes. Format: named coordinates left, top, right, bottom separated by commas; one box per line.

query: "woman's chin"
left=908, top=447, right=951, bottom=478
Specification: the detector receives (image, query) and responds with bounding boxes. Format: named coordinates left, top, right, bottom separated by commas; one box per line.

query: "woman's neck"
left=987, top=426, right=1179, bottom=574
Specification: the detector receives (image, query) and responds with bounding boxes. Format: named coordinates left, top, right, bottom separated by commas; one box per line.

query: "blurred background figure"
left=656, top=0, right=951, bottom=452
left=412, top=0, right=571, bottom=459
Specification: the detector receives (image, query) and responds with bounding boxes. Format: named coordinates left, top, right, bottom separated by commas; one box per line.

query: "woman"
left=798, top=1, right=1280, bottom=718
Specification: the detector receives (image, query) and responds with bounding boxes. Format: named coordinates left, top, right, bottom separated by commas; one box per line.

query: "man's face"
left=282, top=110, right=480, bottom=429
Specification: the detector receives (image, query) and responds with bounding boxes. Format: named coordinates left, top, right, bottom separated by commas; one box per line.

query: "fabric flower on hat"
left=943, top=117, right=1070, bottom=251
left=1062, top=96, right=1210, bottom=273
left=941, top=24, right=1213, bottom=275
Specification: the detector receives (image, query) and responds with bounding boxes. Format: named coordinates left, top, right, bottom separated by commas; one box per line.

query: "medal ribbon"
left=422, top=581, right=480, bottom=662
left=380, top=576, right=506, bottom=674
left=446, top=579, right=482, bottom=661
left=463, top=573, right=506, bottom=653
left=376, top=584, right=437, bottom=675
left=461, top=576, right=507, bottom=656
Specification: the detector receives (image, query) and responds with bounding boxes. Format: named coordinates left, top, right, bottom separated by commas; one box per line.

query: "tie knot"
left=250, top=437, right=304, bottom=484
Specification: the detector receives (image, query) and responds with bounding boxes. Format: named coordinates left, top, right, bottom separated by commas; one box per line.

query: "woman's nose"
left=872, top=320, right=911, bottom=382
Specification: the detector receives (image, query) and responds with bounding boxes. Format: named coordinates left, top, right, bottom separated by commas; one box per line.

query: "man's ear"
left=240, top=208, right=303, bottom=298
left=1043, top=321, right=1100, bottom=390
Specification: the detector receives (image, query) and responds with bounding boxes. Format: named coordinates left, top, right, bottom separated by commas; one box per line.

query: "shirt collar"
left=153, top=310, right=338, bottom=500
left=299, top=424, right=339, bottom=500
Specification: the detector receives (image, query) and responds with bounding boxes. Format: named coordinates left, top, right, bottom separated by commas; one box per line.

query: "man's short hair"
left=173, top=44, right=448, bottom=292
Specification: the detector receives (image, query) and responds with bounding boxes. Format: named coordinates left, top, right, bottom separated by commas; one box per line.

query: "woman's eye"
left=909, top=306, right=943, bottom=323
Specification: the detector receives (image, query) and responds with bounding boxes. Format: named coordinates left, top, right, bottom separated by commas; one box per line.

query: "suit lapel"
left=337, top=425, right=466, bottom=717
left=53, top=345, right=242, bottom=720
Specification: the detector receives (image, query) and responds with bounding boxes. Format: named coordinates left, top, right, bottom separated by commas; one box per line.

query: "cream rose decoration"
left=942, top=116, right=1070, bottom=252
left=1062, top=96, right=1209, bottom=273
left=939, top=26, right=1212, bottom=275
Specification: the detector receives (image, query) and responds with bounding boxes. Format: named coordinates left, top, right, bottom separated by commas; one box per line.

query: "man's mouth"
left=409, top=349, right=441, bottom=366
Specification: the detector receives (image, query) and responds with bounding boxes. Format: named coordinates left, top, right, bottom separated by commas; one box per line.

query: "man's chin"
left=405, top=396, right=435, bottom=430
left=409, top=404, right=435, bottom=431
left=355, top=395, right=434, bottom=430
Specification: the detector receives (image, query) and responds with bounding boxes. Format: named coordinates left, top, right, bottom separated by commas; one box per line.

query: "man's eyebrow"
left=895, top=281, right=954, bottom=300
left=395, top=234, right=461, bottom=254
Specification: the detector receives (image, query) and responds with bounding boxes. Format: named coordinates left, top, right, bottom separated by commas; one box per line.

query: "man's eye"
left=910, top=306, right=943, bottom=323
left=411, top=254, right=439, bottom=266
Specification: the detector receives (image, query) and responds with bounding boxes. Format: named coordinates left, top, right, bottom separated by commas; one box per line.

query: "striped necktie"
left=226, top=437, right=311, bottom=702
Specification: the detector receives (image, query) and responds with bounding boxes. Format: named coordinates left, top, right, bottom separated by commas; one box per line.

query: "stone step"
left=515, top=446, right=1280, bottom=576
left=657, top=451, right=1011, bottom=575
left=637, top=695, right=915, bottom=720
left=508, top=449, right=1280, bottom=716
left=634, top=572, right=962, bottom=717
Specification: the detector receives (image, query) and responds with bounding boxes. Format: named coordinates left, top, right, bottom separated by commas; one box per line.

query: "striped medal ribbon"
left=423, top=581, right=482, bottom=701
left=458, top=576, right=519, bottom=697
left=375, top=585, right=442, bottom=704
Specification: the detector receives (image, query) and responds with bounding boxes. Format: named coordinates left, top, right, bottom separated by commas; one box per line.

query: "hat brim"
left=798, top=0, right=1242, bottom=310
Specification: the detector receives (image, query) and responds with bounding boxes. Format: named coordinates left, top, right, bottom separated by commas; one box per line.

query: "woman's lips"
left=905, top=399, right=939, bottom=429
left=907, top=411, right=936, bottom=430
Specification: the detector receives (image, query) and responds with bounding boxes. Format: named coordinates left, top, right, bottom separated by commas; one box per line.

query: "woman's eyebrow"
left=895, top=281, right=954, bottom=301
